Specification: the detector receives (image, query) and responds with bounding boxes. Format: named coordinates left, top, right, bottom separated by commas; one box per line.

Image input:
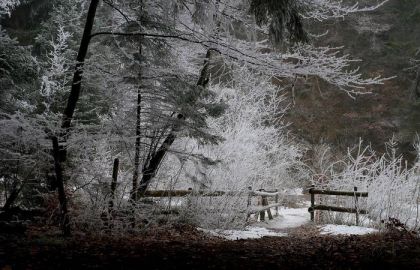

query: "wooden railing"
left=143, top=187, right=281, bottom=221
left=144, top=189, right=235, bottom=197
left=308, top=185, right=368, bottom=225
left=247, top=188, right=280, bottom=221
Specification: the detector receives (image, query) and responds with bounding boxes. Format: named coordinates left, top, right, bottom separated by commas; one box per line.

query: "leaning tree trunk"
left=136, top=49, right=214, bottom=197
left=59, top=0, right=100, bottom=160
left=50, top=0, right=99, bottom=236
left=3, top=180, right=22, bottom=211
left=137, top=114, right=184, bottom=196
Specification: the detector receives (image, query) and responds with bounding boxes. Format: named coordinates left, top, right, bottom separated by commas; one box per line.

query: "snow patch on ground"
left=320, top=224, right=378, bottom=235
left=198, top=227, right=287, bottom=240
left=198, top=206, right=309, bottom=240
left=259, top=207, right=310, bottom=230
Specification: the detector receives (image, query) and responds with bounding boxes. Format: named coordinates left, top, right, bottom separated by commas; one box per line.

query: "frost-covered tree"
left=0, top=25, right=42, bottom=210
left=0, top=0, right=393, bottom=233
left=158, top=68, right=303, bottom=190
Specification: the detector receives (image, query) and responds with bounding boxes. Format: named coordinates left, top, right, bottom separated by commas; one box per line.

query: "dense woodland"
left=0, top=0, right=420, bottom=268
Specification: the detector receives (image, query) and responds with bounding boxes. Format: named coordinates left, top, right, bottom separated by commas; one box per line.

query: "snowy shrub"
left=153, top=70, right=306, bottom=229
left=368, top=140, right=420, bottom=230
left=0, top=112, right=53, bottom=208
left=312, top=139, right=420, bottom=230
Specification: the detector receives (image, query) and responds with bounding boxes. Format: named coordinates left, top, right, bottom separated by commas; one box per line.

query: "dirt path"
left=1, top=229, right=419, bottom=270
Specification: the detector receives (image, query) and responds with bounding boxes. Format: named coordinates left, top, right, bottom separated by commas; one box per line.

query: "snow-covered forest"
left=1, top=0, right=420, bottom=268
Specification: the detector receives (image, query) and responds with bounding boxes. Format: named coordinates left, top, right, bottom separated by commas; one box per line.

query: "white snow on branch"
left=302, top=0, right=389, bottom=21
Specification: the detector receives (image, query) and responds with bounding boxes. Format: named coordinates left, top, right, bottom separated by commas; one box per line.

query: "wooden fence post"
left=259, top=189, right=265, bottom=221
left=275, top=188, right=279, bottom=216
left=265, top=195, right=273, bottom=220
left=246, top=186, right=252, bottom=220
left=310, top=184, right=315, bottom=222
left=354, top=186, right=359, bottom=226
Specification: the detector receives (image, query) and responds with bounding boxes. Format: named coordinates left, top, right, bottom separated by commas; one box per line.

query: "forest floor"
left=0, top=224, right=419, bottom=270
left=2, top=193, right=418, bottom=269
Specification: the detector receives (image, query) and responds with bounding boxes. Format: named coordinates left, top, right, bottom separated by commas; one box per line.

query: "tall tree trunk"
left=130, top=0, right=144, bottom=202
left=49, top=0, right=98, bottom=235
left=131, top=88, right=141, bottom=202
left=136, top=49, right=214, bottom=197
left=52, top=137, right=71, bottom=236
left=60, top=0, right=100, bottom=160
left=130, top=1, right=144, bottom=227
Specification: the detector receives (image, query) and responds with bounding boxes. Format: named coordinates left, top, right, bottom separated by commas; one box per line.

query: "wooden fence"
left=247, top=187, right=281, bottom=221
left=308, top=185, right=368, bottom=225
left=143, top=187, right=281, bottom=221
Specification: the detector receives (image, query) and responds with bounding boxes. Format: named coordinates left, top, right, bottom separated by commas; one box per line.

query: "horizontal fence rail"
left=143, top=187, right=281, bottom=221
left=308, top=205, right=368, bottom=215
left=308, top=185, right=368, bottom=225
left=143, top=189, right=282, bottom=198
left=309, top=189, right=368, bottom=197
left=143, top=190, right=228, bottom=197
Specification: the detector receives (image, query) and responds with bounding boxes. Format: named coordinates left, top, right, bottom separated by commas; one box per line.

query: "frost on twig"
left=205, top=38, right=392, bottom=97
left=301, top=0, right=389, bottom=21
left=311, top=139, right=420, bottom=230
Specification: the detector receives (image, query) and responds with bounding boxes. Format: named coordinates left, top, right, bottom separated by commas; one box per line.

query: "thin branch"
left=103, top=0, right=131, bottom=23
left=90, top=31, right=201, bottom=44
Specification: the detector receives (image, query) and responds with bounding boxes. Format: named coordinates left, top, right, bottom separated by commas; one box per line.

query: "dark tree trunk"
left=109, top=158, right=119, bottom=212
left=60, top=0, right=100, bottom=160
left=136, top=49, right=214, bottom=197
left=413, top=66, right=420, bottom=99
left=52, top=137, right=71, bottom=237
left=137, top=114, right=184, bottom=196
